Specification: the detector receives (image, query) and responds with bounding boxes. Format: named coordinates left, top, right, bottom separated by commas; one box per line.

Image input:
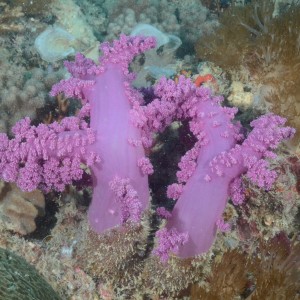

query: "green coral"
left=0, top=247, right=61, bottom=300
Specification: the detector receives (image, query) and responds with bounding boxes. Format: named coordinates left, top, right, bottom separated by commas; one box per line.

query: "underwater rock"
left=0, top=182, right=45, bottom=235
left=228, top=81, right=254, bottom=110
left=0, top=247, right=61, bottom=300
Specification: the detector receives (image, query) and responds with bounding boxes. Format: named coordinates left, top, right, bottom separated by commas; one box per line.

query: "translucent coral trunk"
left=84, top=63, right=150, bottom=232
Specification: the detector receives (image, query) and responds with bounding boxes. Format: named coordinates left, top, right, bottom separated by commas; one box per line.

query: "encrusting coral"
left=0, top=196, right=99, bottom=299
left=196, top=1, right=300, bottom=150
left=0, top=181, right=45, bottom=235
left=61, top=148, right=300, bottom=298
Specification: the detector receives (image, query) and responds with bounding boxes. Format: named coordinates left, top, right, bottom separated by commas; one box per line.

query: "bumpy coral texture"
left=0, top=35, right=294, bottom=261
left=105, top=0, right=214, bottom=43
left=0, top=62, right=63, bottom=133
left=0, top=181, right=45, bottom=235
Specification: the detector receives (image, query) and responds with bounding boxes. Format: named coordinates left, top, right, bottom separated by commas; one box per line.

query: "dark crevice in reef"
left=26, top=193, right=59, bottom=240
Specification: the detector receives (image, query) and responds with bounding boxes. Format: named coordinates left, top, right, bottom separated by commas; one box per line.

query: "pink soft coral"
left=0, top=35, right=295, bottom=261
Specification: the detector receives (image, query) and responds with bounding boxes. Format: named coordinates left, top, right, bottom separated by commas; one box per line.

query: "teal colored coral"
left=0, top=248, right=61, bottom=300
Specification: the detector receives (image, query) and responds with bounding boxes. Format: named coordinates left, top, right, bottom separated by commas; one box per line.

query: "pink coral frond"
left=50, top=78, right=94, bottom=102
left=109, top=176, right=142, bottom=224
left=0, top=116, right=97, bottom=192
left=0, top=35, right=296, bottom=261
left=167, top=183, right=183, bottom=200
left=153, top=228, right=188, bottom=263
left=137, top=157, right=154, bottom=175
left=64, top=52, right=101, bottom=77
left=99, top=34, right=156, bottom=74
left=229, top=177, right=245, bottom=205
left=216, top=218, right=231, bottom=232
left=156, top=207, right=172, bottom=219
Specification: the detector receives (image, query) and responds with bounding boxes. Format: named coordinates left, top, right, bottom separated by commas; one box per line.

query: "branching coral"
left=51, top=0, right=97, bottom=49
left=37, top=93, right=80, bottom=125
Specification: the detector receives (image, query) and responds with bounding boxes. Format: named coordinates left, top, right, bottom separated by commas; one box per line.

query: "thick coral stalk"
left=51, top=35, right=156, bottom=232
left=142, top=77, right=295, bottom=259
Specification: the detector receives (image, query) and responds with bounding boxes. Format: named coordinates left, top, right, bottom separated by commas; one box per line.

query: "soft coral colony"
left=0, top=35, right=295, bottom=260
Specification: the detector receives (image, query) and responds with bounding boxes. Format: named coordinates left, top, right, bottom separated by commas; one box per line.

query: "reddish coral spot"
left=194, top=74, right=216, bottom=87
